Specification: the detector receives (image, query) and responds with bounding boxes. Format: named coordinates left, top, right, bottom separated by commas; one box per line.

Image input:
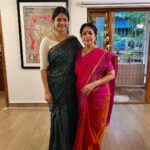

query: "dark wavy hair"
left=80, top=23, right=97, bottom=36
left=52, top=6, right=70, bottom=21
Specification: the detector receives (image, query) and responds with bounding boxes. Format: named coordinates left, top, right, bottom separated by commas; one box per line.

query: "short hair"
left=52, top=6, right=70, bottom=21
left=80, top=23, right=97, bottom=36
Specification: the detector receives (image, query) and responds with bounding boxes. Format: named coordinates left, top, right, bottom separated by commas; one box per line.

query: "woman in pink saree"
left=74, top=23, right=118, bottom=150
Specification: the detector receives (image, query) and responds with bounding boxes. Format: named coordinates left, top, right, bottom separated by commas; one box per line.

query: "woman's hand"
left=44, top=92, right=53, bottom=103
left=82, top=82, right=96, bottom=95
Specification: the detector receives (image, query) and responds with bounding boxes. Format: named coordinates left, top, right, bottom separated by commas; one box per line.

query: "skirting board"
left=9, top=103, right=48, bottom=107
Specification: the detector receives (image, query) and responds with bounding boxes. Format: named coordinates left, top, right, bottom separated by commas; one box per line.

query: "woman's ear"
left=94, top=35, right=97, bottom=44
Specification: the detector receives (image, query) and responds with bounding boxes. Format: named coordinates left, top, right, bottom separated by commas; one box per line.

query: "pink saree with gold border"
left=73, top=48, right=118, bottom=150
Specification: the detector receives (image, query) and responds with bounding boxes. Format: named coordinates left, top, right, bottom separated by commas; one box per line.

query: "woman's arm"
left=93, top=70, right=115, bottom=88
left=41, top=69, right=53, bottom=103
left=82, top=70, right=115, bottom=95
left=39, top=37, right=53, bottom=103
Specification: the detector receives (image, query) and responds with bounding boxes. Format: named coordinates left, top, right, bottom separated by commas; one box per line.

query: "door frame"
left=88, top=8, right=150, bottom=103
left=145, top=33, right=150, bottom=104
left=0, top=14, right=9, bottom=106
left=88, top=10, right=113, bottom=50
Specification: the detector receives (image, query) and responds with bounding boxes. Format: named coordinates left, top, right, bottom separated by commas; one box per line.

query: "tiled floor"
left=115, top=87, right=145, bottom=103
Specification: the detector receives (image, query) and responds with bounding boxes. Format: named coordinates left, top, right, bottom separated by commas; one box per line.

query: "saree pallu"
left=74, top=48, right=117, bottom=150
left=107, top=52, right=118, bottom=125
left=47, top=36, right=82, bottom=150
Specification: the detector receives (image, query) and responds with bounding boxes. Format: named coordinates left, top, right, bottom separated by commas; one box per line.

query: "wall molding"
left=9, top=103, right=47, bottom=107
left=82, top=1, right=150, bottom=8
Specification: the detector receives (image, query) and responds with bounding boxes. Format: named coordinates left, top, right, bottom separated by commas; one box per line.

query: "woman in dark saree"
left=73, top=23, right=118, bottom=150
left=39, top=7, right=82, bottom=150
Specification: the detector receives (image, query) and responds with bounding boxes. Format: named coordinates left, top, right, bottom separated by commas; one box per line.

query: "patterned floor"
left=115, top=87, right=145, bottom=103
left=114, top=95, right=129, bottom=102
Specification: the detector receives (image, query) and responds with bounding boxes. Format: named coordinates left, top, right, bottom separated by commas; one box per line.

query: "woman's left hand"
left=82, top=82, right=96, bottom=95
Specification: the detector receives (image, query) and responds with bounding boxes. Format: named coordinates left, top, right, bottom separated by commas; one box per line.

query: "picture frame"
left=17, top=0, right=67, bottom=69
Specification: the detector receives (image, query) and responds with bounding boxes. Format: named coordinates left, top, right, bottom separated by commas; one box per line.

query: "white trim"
left=9, top=101, right=47, bottom=103
left=82, top=1, right=150, bottom=8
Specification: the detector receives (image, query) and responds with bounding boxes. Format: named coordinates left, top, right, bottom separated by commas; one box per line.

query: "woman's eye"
left=56, top=18, right=68, bottom=22
left=56, top=19, right=61, bottom=22
left=82, top=32, right=93, bottom=36
left=88, top=32, right=93, bottom=35
left=63, top=19, right=67, bottom=22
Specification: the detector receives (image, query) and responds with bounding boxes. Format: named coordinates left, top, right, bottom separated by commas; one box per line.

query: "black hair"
left=80, top=23, right=97, bottom=36
left=52, top=6, right=70, bottom=21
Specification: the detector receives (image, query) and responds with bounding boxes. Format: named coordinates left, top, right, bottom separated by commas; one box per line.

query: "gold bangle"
left=93, top=82, right=96, bottom=87
left=44, top=92, right=49, bottom=94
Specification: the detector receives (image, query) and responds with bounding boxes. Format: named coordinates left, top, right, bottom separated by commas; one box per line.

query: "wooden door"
left=88, top=9, right=150, bottom=103
left=88, top=10, right=113, bottom=51
left=146, top=33, right=150, bottom=103
left=0, top=16, right=4, bottom=91
left=0, top=13, right=9, bottom=106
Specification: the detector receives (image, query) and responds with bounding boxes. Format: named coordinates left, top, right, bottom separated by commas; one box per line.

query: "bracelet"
left=44, top=92, right=49, bottom=94
left=93, top=82, right=97, bottom=88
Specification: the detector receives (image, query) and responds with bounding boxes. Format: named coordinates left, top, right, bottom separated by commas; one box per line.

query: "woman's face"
left=81, top=26, right=96, bottom=47
left=53, top=13, right=69, bottom=32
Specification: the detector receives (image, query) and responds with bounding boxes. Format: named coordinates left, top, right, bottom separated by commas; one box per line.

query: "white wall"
left=0, top=0, right=86, bottom=103
left=69, top=0, right=87, bottom=39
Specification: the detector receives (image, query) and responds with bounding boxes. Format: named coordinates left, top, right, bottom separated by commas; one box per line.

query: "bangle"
left=44, top=92, right=49, bottom=94
left=93, top=82, right=97, bottom=87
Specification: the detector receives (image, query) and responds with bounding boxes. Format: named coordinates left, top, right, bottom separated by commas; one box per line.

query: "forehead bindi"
left=83, top=27, right=94, bottom=34
left=84, top=26, right=93, bottom=31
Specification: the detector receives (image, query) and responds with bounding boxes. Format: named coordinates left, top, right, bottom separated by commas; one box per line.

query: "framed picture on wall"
left=17, top=0, right=67, bottom=69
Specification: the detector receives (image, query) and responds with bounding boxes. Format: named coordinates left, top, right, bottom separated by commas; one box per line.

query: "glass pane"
left=112, top=12, right=147, bottom=64
left=95, top=17, right=104, bottom=48
left=112, top=11, right=150, bottom=103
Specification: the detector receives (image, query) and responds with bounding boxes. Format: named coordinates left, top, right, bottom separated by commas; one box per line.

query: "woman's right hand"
left=82, top=82, right=96, bottom=95
left=44, top=92, right=53, bottom=103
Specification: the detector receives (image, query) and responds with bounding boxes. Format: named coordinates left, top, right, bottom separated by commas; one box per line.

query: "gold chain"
left=54, top=33, right=61, bottom=42
left=54, top=32, right=68, bottom=42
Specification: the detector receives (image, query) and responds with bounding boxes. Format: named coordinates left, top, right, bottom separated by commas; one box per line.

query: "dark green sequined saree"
left=47, top=36, right=82, bottom=150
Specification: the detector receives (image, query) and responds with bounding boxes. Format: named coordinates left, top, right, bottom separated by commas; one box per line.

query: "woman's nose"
left=60, top=20, right=65, bottom=24
left=85, top=33, right=90, bottom=37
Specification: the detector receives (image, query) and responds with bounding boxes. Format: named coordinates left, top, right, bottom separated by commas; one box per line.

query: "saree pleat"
left=74, top=48, right=117, bottom=150
left=47, top=36, right=82, bottom=150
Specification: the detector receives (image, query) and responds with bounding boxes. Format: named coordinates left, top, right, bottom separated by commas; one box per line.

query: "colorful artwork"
left=24, top=7, right=54, bottom=64
left=17, top=1, right=67, bottom=68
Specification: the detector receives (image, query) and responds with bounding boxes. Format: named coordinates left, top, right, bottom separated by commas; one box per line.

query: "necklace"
left=54, top=32, right=68, bottom=42
left=82, top=46, right=96, bottom=56
left=54, top=33, right=61, bottom=42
